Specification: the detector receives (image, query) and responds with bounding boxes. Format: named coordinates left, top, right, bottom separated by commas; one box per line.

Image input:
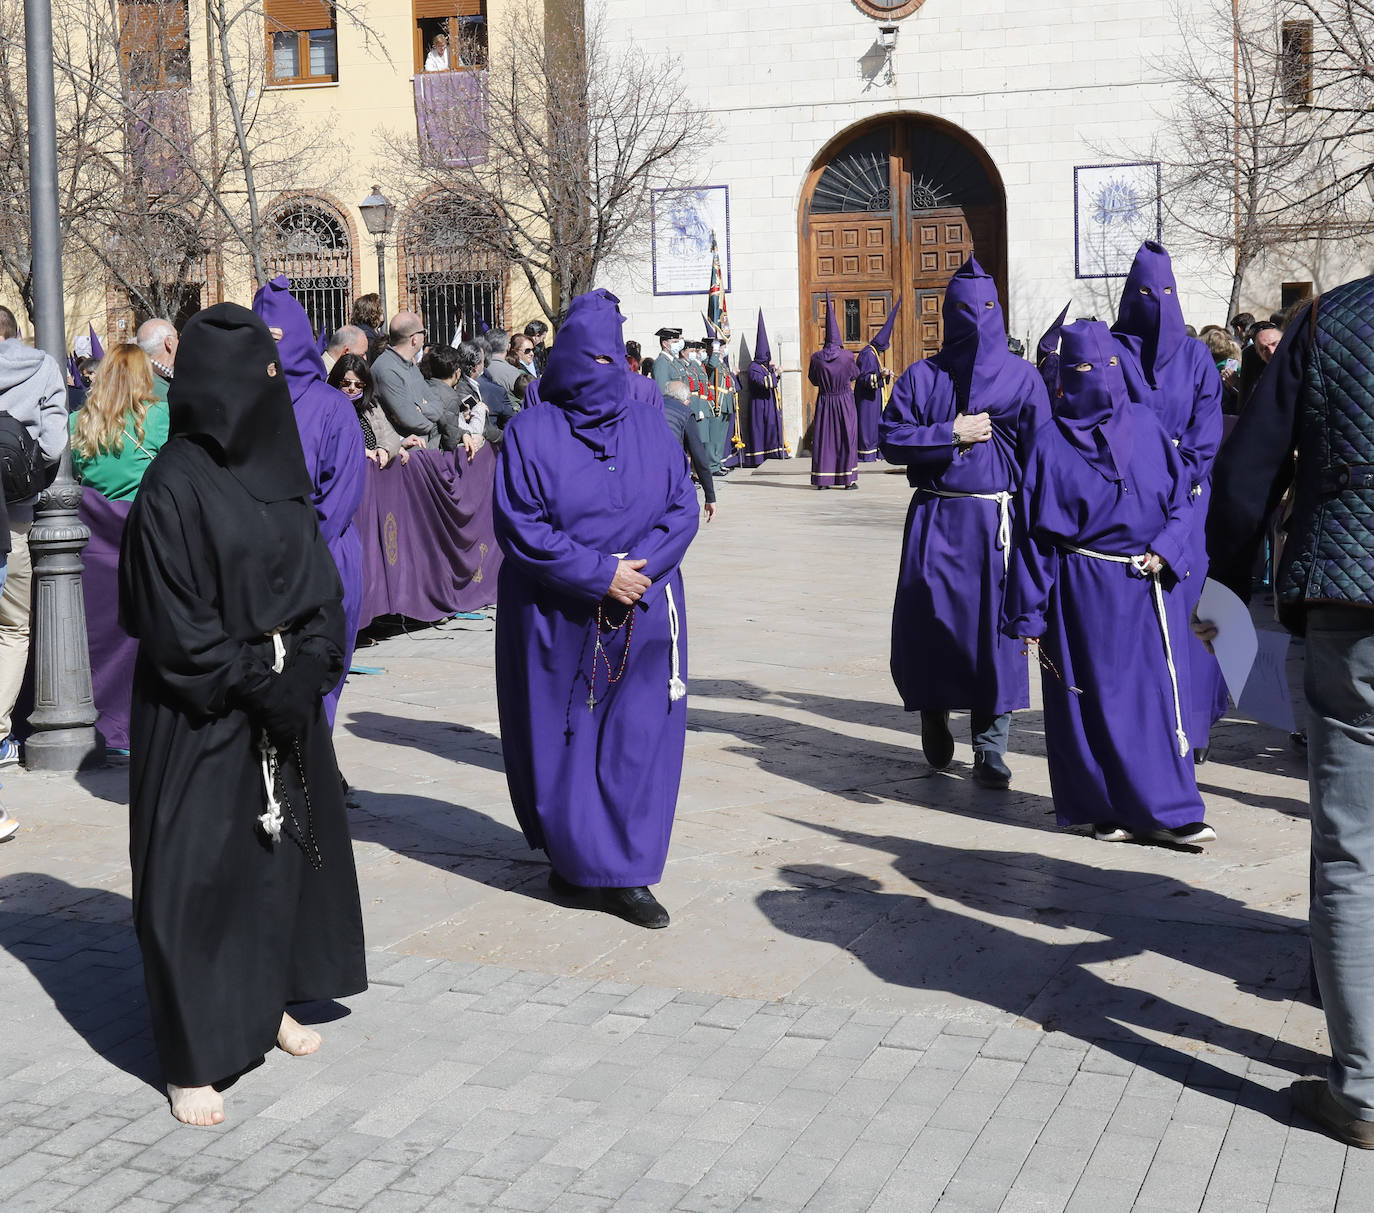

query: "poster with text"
left=1074, top=162, right=1161, bottom=279
left=652, top=186, right=731, bottom=296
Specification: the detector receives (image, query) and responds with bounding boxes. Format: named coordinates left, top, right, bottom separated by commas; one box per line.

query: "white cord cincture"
left=666, top=582, right=686, bottom=702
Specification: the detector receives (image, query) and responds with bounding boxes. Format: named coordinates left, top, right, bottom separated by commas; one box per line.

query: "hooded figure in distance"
left=880, top=257, right=1047, bottom=787
left=253, top=277, right=366, bottom=727
left=739, top=311, right=790, bottom=466
left=1003, top=319, right=1212, bottom=845
left=1111, top=242, right=1226, bottom=758
left=493, top=289, right=700, bottom=930
left=807, top=294, right=861, bottom=488
left=855, top=297, right=901, bottom=463
left=119, top=303, right=366, bottom=1127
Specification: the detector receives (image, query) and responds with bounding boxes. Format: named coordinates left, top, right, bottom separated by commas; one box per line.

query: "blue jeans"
left=1305, top=605, right=1374, bottom=1119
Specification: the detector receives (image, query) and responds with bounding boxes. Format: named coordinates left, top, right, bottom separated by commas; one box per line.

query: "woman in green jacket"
left=70, top=343, right=169, bottom=500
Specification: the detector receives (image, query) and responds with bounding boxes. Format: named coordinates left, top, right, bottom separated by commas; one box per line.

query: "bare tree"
left=386, top=0, right=715, bottom=327
left=1291, top=0, right=1374, bottom=205
left=1120, top=0, right=1333, bottom=316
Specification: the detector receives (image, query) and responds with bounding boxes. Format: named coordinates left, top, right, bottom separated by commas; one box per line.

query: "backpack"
left=0, top=413, right=44, bottom=503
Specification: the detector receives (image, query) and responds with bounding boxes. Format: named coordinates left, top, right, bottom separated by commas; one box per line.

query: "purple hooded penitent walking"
left=1111, top=242, right=1227, bottom=746
left=494, top=289, right=700, bottom=887
left=1003, top=320, right=1206, bottom=832
left=739, top=312, right=789, bottom=466
left=855, top=297, right=900, bottom=463
left=808, top=294, right=860, bottom=488
left=880, top=258, right=1045, bottom=716
left=253, top=277, right=366, bottom=727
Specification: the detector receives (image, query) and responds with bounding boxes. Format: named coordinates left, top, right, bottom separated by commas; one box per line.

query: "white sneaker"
left=0, top=812, right=18, bottom=842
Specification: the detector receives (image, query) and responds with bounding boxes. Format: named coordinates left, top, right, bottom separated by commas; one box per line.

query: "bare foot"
left=276, top=1011, right=321, bottom=1057
left=168, top=1083, right=224, bottom=1127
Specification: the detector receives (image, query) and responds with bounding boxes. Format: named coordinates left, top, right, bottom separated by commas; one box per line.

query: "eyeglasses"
left=340, top=377, right=364, bottom=389
left=406, top=328, right=426, bottom=341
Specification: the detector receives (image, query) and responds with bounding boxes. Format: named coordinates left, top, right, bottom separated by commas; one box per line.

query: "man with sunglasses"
left=371, top=312, right=440, bottom=447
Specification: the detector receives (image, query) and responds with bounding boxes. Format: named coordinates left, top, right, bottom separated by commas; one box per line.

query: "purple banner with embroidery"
left=414, top=71, right=488, bottom=168
left=356, top=446, right=500, bottom=626
left=129, top=88, right=191, bottom=194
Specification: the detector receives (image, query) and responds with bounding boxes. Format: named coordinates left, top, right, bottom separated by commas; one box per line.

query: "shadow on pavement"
left=757, top=825, right=1319, bottom=1120
left=0, top=876, right=159, bottom=1089
left=345, top=712, right=505, bottom=775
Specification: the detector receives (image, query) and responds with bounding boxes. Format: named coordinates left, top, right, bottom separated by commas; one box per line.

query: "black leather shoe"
left=972, top=751, right=1012, bottom=789
left=920, top=711, right=954, bottom=770
left=601, top=886, right=670, bottom=929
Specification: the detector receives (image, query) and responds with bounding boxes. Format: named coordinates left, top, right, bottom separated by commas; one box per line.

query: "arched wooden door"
left=798, top=116, right=1006, bottom=431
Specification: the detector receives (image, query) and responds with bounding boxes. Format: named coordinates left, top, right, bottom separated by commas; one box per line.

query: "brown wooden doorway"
left=798, top=115, right=1006, bottom=432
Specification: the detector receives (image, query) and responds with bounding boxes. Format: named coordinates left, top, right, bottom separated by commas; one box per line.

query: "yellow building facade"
left=80, top=0, right=551, bottom=348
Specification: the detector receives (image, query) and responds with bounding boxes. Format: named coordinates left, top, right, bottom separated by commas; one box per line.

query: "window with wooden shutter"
left=265, top=0, right=338, bottom=86
left=119, top=0, right=191, bottom=91
left=413, top=0, right=486, bottom=74
left=1280, top=19, right=1314, bottom=108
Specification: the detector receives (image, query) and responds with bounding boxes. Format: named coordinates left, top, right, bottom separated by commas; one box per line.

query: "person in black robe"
left=119, top=304, right=367, bottom=1126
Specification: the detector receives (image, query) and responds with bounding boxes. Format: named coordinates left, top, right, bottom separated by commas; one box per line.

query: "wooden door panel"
left=916, top=289, right=943, bottom=363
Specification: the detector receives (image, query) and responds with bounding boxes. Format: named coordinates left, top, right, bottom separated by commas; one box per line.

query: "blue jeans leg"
left=1304, top=605, right=1374, bottom=1119
left=970, top=711, right=1011, bottom=757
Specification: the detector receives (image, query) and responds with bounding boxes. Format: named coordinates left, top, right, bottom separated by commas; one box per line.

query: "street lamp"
left=24, top=0, right=101, bottom=770
left=360, top=185, right=395, bottom=319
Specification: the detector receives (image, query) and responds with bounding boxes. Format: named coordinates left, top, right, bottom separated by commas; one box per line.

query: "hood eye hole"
left=1163, top=286, right=1173, bottom=295
left=1073, top=362, right=1093, bottom=372
left=1109, top=356, right=1119, bottom=366
left=984, top=300, right=995, bottom=309
left=956, top=302, right=975, bottom=314
left=592, top=355, right=614, bottom=364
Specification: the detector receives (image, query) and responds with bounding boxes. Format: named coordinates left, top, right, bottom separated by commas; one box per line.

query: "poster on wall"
left=651, top=186, right=730, bottom=296
left=1074, top=162, right=1162, bottom=279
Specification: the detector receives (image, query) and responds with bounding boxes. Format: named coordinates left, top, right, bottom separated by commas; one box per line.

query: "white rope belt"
left=919, top=487, right=1012, bottom=572
left=1061, top=543, right=1190, bottom=757
left=257, top=632, right=287, bottom=842
left=666, top=582, right=686, bottom=702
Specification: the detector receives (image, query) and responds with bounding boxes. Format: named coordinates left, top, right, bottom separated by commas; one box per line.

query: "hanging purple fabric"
left=78, top=488, right=136, bottom=751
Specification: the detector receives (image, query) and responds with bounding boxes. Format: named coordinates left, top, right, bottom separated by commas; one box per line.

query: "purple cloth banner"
left=414, top=72, right=489, bottom=168
left=74, top=448, right=499, bottom=748
left=356, top=446, right=501, bottom=627
left=79, top=488, right=136, bottom=751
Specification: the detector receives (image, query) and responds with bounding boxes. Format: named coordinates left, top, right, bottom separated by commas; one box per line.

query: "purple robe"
left=1111, top=243, right=1227, bottom=743
left=808, top=347, right=859, bottom=487
left=494, top=290, right=700, bottom=886
left=854, top=344, right=884, bottom=463
left=1005, top=321, right=1204, bottom=831
left=880, top=257, right=1044, bottom=715
left=253, top=277, right=366, bottom=727
left=740, top=360, right=789, bottom=466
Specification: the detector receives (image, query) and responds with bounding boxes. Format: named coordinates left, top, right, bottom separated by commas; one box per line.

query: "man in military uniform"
left=651, top=327, right=691, bottom=393
left=705, top=334, right=740, bottom=473
left=681, top=340, right=721, bottom=474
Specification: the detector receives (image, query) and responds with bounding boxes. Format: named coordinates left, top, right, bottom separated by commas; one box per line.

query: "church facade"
left=595, top=0, right=1364, bottom=434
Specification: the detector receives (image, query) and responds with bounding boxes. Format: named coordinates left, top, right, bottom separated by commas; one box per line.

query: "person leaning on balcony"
left=371, top=313, right=440, bottom=447
left=424, top=30, right=451, bottom=71
left=70, top=343, right=169, bottom=502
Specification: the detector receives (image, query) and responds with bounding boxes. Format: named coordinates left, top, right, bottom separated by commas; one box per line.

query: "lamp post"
left=24, top=0, right=102, bottom=770
left=359, top=186, right=396, bottom=319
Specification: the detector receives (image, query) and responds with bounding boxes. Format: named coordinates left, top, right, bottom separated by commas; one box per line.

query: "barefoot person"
left=119, top=304, right=366, bottom=1125
left=494, top=289, right=700, bottom=929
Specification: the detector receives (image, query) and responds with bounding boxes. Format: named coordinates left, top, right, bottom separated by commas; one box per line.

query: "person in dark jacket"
left=662, top=380, right=716, bottom=521
left=1203, top=274, right=1374, bottom=1149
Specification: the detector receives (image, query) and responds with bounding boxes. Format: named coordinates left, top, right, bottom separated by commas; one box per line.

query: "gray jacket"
left=0, top=339, right=68, bottom=522
left=372, top=347, right=439, bottom=445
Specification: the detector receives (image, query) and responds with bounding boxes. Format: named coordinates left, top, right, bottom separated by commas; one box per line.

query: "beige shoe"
left=1290, top=1079, right=1374, bottom=1149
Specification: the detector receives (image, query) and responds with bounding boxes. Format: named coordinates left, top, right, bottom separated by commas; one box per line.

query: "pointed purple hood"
left=251, top=275, right=328, bottom=404
left=1035, top=301, right=1071, bottom=395
left=754, top=311, right=772, bottom=365
left=1053, top=319, right=1134, bottom=482
left=817, top=292, right=846, bottom=362
left=540, top=288, right=630, bottom=455
left=934, top=256, right=1015, bottom=408
left=1111, top=241, right=1189, bottom=384
left=872, top=296, right=901, bottom=353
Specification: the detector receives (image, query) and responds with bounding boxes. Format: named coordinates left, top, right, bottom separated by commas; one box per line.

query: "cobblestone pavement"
left=0, top=463, right=1361, bottom=1210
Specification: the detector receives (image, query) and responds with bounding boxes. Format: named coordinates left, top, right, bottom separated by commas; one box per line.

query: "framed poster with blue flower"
left=1074, top=162, right=1162, bottom=278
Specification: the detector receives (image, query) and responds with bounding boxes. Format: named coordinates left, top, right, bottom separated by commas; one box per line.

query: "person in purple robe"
left=739, top=312, right=790, bottom=467
left=493, top=289, right=700, bottom=930
left=252, top=277, right=366, bottom=728
left=808, top=294, right=860, bottom=489
left=880, top=257, right=1045, bottom=788
left=854, top=297, right=900, bottom=463
left=1110, top=242, right=1227, bottom=760
left=1003, top=319, right=1214, bottom=845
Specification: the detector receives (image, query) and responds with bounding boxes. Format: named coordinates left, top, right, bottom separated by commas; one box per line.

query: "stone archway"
left=797, top=114, right=1007, bottom=429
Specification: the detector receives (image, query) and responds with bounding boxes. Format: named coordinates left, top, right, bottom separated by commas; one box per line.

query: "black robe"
left=119, top=437, right=366, bottom=1088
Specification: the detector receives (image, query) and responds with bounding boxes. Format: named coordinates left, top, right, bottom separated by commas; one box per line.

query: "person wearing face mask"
left=739, top=311, right=790, bottom=467
left=252, top=278, right=366, bottom=730
left=880, top=259, right=1046, bottom=788
left=494, top=290, right=700, bottom=930
left=651, top=326, right=691, bottom=395
left=1003, top=318, right=1212, bottom=845
left=808, top=294, right=861, bottom=490
left=118, top=303, right=366, bottom=1127
left=1111, top=241, right=1226, bottom=763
